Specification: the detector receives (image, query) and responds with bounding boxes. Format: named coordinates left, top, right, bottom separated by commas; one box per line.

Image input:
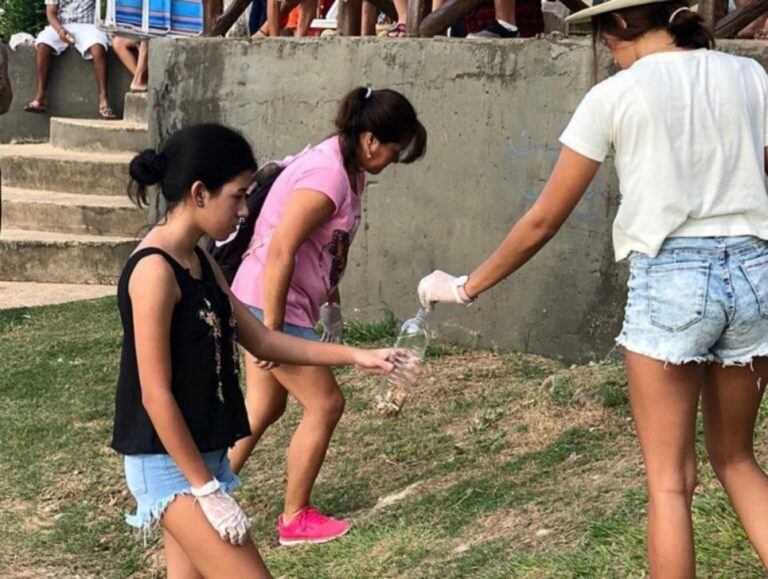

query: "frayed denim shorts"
left=617, top=236, right=768, bottom=366
left=123, top=449, right=240, bottom=532
left=247, top=305, right=318, bottom=341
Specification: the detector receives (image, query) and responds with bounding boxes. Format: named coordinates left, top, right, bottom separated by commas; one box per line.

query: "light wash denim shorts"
left=247, top=306, right=318, bottom=341
left=123, top=449, right=240, bottom=531
left=617, top=236, right=768, bottom=365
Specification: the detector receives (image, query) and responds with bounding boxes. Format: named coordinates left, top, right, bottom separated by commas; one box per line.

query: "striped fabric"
left=171, top=0, right=204, bottom=34
left=113, top=0, right=203, bottom=34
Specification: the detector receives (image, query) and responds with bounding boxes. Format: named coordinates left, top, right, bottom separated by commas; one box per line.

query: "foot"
left=467, top=20, right=519, bottom=38
left=24, top=98, right=47, bottom=114
left=129, top=82, right=148, bottom=92
left=277, top=506, right=351, bottom=546
left=387, top=22, right=407, bottom=37
left=98, top=102, right=117, bottom=119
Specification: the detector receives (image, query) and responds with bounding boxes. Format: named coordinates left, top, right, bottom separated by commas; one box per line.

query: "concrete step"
left=2, top=188, right=147, bottom=236
left=0, top=143, right=134, bottom=196
left=50, top=117, right=148, bottom=153
left=0, top=228, right=138, bottom=284
left=124, top=92, right=148, bottom=124
left=0, top=281, right=116, bottom=310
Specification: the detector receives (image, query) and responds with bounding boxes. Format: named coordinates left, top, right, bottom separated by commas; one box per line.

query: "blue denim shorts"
left=617, top=236, right=768, bottom=365
left=123, top=449, right=240, bottom=532
left=247, top=306, right=318, bottom=341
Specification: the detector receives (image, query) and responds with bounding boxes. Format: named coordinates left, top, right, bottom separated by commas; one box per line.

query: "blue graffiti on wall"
left=507, top=130, right=605, bottom=223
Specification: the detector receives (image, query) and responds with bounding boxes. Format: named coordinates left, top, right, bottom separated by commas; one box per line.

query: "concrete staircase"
left=0, top=93, right=148, bottom=293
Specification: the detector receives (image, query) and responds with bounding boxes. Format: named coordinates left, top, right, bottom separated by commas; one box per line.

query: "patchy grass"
left=0, top=299, right=766, bottom=577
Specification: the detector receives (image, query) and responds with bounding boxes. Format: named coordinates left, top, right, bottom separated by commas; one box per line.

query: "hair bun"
left=129, top=148, right=166, bottom=186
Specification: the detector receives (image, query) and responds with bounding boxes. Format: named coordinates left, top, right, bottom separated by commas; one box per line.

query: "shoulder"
left=127, top=253, right=179, bottom=299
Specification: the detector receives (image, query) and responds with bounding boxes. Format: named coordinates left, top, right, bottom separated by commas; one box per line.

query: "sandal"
left=24, top=99, right=47, bottom=114
left=99, top=103, right=117, bottom=120
left=387, top=22, right=406, bottom=37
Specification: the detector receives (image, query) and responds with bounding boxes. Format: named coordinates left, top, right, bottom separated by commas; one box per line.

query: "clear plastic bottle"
left=373, top=308, right=430, bottom=416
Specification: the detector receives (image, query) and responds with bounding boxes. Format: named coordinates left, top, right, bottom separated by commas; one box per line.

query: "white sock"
left=497, top=19, right=518, bottom=32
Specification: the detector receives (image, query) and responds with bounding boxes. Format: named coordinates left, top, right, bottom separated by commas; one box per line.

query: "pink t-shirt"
left=231, top=137, right=365, bottom=328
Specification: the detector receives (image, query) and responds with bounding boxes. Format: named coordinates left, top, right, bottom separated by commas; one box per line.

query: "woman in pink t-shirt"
left=230, top=87, right=427, bottom=545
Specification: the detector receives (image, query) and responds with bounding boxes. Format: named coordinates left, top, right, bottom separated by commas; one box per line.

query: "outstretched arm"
left=419, top=147, right=601, bottom=306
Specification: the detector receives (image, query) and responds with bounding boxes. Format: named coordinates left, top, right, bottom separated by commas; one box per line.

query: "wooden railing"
left=202, top=0, right=768, bottom=38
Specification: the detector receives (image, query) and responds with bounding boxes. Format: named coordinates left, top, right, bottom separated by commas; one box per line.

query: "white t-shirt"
left=560, top=49, right=768, bottom=261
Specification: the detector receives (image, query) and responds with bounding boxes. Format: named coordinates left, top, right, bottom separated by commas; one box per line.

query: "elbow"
left=265, top=242, right=296, bottom=270
left=141, top=388, right=170, bottom=414
left=527, top=215, right=561, bottom=243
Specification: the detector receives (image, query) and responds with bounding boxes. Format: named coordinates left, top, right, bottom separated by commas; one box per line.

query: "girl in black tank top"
left=115, top=125, right=396, bottom=578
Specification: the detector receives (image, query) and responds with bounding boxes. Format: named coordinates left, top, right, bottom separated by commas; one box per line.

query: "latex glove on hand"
left=417, top=270, right=474, bottom=310
left=192, top=479, right=251, bottom=546
left=319, top=302, right=343, bottom=343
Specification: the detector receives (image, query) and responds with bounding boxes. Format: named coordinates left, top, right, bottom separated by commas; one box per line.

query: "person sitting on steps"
left=25, top=0, right=116, bottom=119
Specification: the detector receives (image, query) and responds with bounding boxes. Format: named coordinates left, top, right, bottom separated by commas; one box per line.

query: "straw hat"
left=565, top=0, right=697, bottom=24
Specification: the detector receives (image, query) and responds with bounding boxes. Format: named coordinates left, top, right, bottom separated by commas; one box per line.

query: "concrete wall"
left=1, top=44, right=132, bottom=143
left=147, top=36, right=767, bottom=362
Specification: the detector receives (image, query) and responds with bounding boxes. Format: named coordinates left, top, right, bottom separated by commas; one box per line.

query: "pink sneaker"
left=277, top=506, right=351, bottom=545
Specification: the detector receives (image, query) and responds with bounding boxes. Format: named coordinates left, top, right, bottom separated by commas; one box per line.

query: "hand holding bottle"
left=351, top=348, right=397, bottom=375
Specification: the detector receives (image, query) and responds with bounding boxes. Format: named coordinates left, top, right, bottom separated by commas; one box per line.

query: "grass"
left=1, top=298, right=767, bottom=577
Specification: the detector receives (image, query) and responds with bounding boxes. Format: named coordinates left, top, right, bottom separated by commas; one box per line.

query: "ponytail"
left=334, top=86, right=427, bottom=175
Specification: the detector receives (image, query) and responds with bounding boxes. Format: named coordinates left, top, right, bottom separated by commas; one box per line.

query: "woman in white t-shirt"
left=419, top=1, right=768, bottom=574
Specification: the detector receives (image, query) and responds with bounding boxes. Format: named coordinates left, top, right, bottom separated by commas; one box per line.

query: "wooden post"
left=209, top=0, right=254, bottom=36
left=697, top=0, right=729, bottom=31
left=339, top=0, right=363, bottom=35
left=407, top=0, right=429, bottom=36
left=714, top=0, right=768, bottom=36
left=204, top=0, right=224, bottom=35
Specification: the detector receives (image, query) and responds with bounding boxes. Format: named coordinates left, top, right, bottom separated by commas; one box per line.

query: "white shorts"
left=35, top=24, right=109, bottom=60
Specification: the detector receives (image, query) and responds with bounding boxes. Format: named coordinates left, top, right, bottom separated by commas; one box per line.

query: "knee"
left=648, top=470, right=698, bottom=506
left=708, top=450, right=756, bottom=483
left=308, top=392, right=346, bottom=424
left=251, top=398, right=287, bottom=429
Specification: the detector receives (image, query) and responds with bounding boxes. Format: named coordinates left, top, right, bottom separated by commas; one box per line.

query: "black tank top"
left=111, top=246, right=250, bottom=455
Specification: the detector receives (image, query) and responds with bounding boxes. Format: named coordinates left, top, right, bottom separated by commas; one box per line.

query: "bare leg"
left=132, top=40, right=148, bottom=91
left=33, top=43, right=54, bottom=106
left=161, top=495, right=271, bottom=578
left=703, top=358, right=768, bottom=566
left=393, top=0, right=407, bottom=30
left=626, top=352, right=703, bottom=579
left=494, top=0, right=516, bottom=24
left=88, top=44, right=109, bottom=111
left=267, top=0, right=281, bottom=37
left=271, top=364, right=345, bottom=521
left=111, top=36, right=138, bottom=76
left=164, top=529, right=203, bottom=579
left=229, top=352, right=288, bottom=474
left=294, top=0, right=319, bottom=37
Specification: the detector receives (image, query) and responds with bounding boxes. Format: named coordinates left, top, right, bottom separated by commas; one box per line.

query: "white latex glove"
left=192, top=479, right=251, bottom=546
left=319, top=302, right=343, bottom=343
left=417, top=270, right=472, bottom=310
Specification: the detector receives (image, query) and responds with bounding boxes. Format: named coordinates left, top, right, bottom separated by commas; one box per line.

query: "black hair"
left=334, top=87, right=428, bottom=176
left=128, top=123, right=258, bottom=210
